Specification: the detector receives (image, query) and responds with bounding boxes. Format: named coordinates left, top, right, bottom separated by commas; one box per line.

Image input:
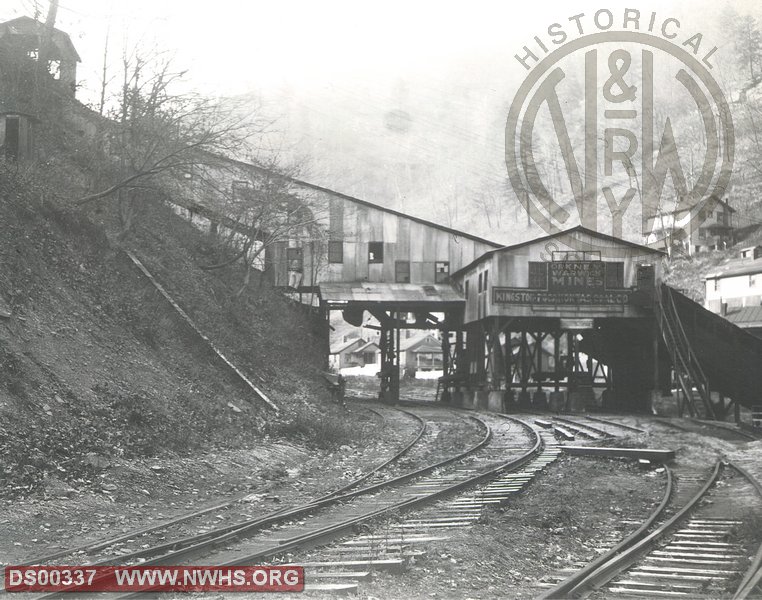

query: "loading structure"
left=445, top=226, right=669, bottom=413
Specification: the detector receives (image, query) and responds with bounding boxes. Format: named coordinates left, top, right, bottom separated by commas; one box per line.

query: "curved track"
left=20, top=404, right=426, bottom=567
left=31, top=406, right=508, bottom=598
left=542, top=461, right=762, bottom=599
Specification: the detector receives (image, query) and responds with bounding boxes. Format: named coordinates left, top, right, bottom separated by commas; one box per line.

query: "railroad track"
left=33, top=411, right=551, bottom=598
left=540, top=461, right=762, bottom=599
left=27, top=407, right=508, bottom=598
left=654, top=417, right=758, bottom=442
left=16, top=404, right=426, bottom=568
left=268, top=417, right=561, bottom=595
left=532, top=414, right=625, bottom=443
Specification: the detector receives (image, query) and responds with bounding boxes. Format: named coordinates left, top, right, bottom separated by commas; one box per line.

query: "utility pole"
left=35, top=0, right=59, bottom=102
left=38, top=0, right=59, bottom=67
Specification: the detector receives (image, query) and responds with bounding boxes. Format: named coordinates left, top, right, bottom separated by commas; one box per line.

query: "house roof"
left=407, top=338, right=442, bottom=354
left=330, top=337, right=366, bottom=355
left=705, top=259, right=762, bottom=280
left=353, top=340, right=380, bottom=353
left=725, top=306, right=762, bottom=328
left=0, top=16, right=81, bottom=62
left=643, top=198, right=736, bottom=218
left=400, top=331, right=439, bottom=352
left=451, top=225, right=665, bottom=279
left=320, top=282, right=463, bottom=306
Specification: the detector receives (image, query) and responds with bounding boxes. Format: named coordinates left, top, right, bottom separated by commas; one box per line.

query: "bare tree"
left=194, top=158, right=328, bottom=298
left=76, top=46, right=263, bottom=223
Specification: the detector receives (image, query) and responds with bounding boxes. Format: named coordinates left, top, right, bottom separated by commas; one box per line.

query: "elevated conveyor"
left=657, top=284, right=762, bottom=419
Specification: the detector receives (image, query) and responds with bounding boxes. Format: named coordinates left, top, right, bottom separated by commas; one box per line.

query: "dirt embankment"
left=0, top=169, right=365, bottom=503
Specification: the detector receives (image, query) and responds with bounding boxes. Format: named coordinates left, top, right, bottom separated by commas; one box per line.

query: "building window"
left=368, top=242, right=384, bottom=263
left=328, top=241, right=343, bottom=263
left=528, top=262, right=548, bottom=289
left=478, top=272, right=483, bottom=293
left=714, top=279, right=719, bottom=292
left=363, top=352, right=376, bottom=364
left=483, top=269, right=489, bottom=291
left=231, top=180, right=250, bottom=199
left=395, top=261, right=411, bottom=283
left=751, top=275, right=757, bottom=288
left=287, top=247, right=303, bottom=272
left=605, top=262, right=624, bottom=289
left=435, top=261, right=450, bottom=283
left=465, top=280, right=469, bottom=299
left=4, top=116, right=20, bottom=160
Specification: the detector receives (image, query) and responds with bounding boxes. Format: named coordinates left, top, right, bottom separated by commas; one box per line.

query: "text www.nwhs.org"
left=4, top=565, right=304, bottom=592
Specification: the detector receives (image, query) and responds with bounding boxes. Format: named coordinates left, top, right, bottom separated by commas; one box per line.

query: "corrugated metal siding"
left=457, top=231, right=661, bottom=323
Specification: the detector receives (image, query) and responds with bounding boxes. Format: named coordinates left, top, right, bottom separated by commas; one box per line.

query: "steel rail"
left=20, top=405, right=426, bottom=566
left=731, top=462, right=762, bottom=599
left=690, top=418, right=759, bottom=441
left=539, top=461, right=723, bottom=599
left=316, top=407, right=427, bottom=499
left=102, top=414, right=491, bottom=568
left=549, top=416, right=616, bottom=439
left=33, top=410, right=495, bottom=600
left=222, top=415, right=541, bottom=566
left=31, top=411, right=496, bottom=600
left=73, top=416, right=541, bottom=600
left=537, top=466, right=674, bottom=600
left=581, top=414, right=646, bottom=434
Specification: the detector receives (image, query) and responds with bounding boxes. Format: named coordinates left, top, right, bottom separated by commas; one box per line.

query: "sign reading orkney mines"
left=493, top=261, right=629, bottom=306
left=505, top=9, right=734, bottom=255
left=548, top=261, right=605, bottom=292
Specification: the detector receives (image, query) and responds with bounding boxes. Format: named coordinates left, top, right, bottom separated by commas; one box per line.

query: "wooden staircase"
left=655, top=284, right=714, bottom=418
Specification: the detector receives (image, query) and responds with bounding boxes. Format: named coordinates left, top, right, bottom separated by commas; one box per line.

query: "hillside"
left=662, top=225, right=762, bottom=301
left=0, top=162, right=357, bottom=499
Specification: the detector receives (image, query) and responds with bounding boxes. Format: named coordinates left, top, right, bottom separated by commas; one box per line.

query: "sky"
left=3, top=0, right=762, bottom=240
left=4, top=0, right=760, bottom=105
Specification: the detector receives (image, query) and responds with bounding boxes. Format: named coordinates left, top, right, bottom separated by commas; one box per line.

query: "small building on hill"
left=0, top=16, right=80, bottom=93
left=0, top=16, right=81, bottom=161
left=705, top=249, right=762, bottom=337
left=352, top=340, right=380, bottom=367
left=329, top=338, right=367, bottom=369
left=644, top=198, right=736, bottom=256
left=400, top=332, right=442, bottom=372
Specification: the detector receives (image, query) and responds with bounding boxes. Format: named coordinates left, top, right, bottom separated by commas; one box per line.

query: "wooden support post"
left=553, top=332, right=561, bottom=393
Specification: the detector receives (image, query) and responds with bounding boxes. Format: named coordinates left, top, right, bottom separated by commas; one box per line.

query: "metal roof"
left=451, top=226, right=665, bottom=279
left=330, top=337, right=366, bottom=355
left=0, top=16, right=82, bottom=62
left=213, top=156, right=503, bottom=249
left=726, top=306, right=762, bottom=328
left=400, top=332, right=440, bottom=352
left=353, top=340, right=381, bottom=353
left=705, top=259, right=762, bottom=279
left=320, top=282, right=463, bottom=306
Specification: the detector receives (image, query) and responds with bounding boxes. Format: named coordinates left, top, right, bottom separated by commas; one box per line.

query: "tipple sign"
left=549, top=261, right=605, bottom=291
left=505, top=9, right=734, bottom=256
left=493, top=288, right=630, bottom=306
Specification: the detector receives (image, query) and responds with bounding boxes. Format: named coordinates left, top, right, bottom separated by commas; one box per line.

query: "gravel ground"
left=4, top=412, right=762, bottom=600
left=0, top=403, right=411, bottom=567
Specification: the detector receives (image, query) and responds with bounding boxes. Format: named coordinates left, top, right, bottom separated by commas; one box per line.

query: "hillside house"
left=330, top=338, right=367, bottom=369
left=352, top=340, right=380, bottom=367
left=705, top=248, right=762, bottom=337
left=0, top=16, right=81, bottom=160
left=0, top=16, right=80, bottom=92
left=644, top=198, right=735, bottom=256
left=400, top=332, right=443, bottom=372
